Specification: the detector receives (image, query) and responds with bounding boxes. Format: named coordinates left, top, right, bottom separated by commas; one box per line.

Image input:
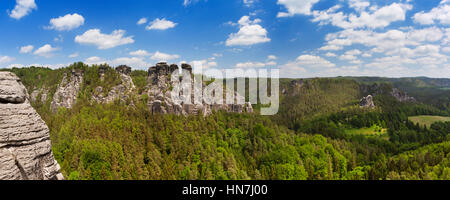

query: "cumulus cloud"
left=8, top=0, right=37, bottom=20
left=75, top=29, right=134, bottom=49
left=243, top=0, right=257, bottom=7
left=280, top=55, right=336, bottom=77
left=190, top=60, right=218, bottom=70
left=0, top=56, right=15, bottom=65
left=277, top=0, right=320, bottom=17
left=325, top=52, right=337, bottom=57
left=150, top=51, right=180, bottom=61
left=312, top=3, right=413, bottom=29
left=267, top=55, right=278, bottom=60
left=110, top=57, right=149, bottom=69
left=226, top=16, right=270, bottom=46
left=85, top=56, right=106, bottom=65
left=48, top=13, right=85, bottom=31
left=33, top=44, right=59, bottom=58
left=130, top=50, right=151, bottom=57
left=235, top=61, right=277, bottom=68
left=19, top=45, right=34, bottom=54
left=146, top=18, right=177, bottom=30
left=413, top=1, right=450, bottom=25
left=137, top=17, right=148, bottom=25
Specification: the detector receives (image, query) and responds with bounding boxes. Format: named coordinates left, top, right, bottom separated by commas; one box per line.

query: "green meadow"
left=409, top=115, right=450, bottom=128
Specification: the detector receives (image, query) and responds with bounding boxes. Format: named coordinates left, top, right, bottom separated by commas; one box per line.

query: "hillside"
left=1, top=63, right=449, bottom=180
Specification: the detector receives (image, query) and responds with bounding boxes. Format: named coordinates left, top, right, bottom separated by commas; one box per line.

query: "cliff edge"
left=0, top=72, right=63, bottom=180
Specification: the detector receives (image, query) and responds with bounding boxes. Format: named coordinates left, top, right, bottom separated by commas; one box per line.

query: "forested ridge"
left=1, top=64, right=449, bottom=180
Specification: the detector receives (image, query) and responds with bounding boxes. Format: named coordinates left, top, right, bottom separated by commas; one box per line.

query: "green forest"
left=2, top=63, right=449, bottom=180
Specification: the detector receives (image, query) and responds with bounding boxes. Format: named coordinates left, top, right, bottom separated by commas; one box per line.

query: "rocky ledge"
left=0, top=72, right=63, bottom=180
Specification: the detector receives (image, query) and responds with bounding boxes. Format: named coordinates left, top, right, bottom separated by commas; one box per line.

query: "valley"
left=1, top=63, right=449, bottom=180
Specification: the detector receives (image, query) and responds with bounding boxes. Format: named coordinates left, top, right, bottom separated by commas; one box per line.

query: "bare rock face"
left=391, top=88, right=416, bottom=102
left=360, top=95, right=375, bottom=108
left=146, top=63, right=253, bottom=116
left=30, top=88, right=49, bottom=104
left=93, top=65, right=136, bottom=104
left=0, top=72, right=63, bottom=180
left=50, top=69, right=83, bottom=113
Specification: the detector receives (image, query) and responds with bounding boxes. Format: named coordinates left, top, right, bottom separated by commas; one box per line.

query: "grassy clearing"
left=409, top=115, right=450, bottom=128
left=345, top=125, right=388, bottom=139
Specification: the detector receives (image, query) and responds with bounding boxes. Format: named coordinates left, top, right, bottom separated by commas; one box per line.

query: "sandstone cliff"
left=360, top=95, right=375, bottom=108
left=50, top=69, right=83, bottom=113
left=92, top=65, right=136, bottom=104
left=146, top=62, right=253, bottom=116
left=0, top=72, right=63, bottom=180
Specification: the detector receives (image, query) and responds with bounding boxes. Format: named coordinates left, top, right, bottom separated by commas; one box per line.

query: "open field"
left=409, top=115, right=450, bottom=127
left=345, top=125, right=388, bottom=139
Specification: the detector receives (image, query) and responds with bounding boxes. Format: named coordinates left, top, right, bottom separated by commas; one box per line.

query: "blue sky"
left=0, top=0, right=449, bottom=78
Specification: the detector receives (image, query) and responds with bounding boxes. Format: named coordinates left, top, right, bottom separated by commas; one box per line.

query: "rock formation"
left=50, top=69, right=83, bottom=113
left=360, top=83, right=416, bottom=103
left=92, top=65, right=136, bottom=104
left=0, top=72, right=63, bottom=180
left=30, top=88, right=49, bottom=104
left=360, top=95, right=375, bottom=108
left=391, top=88, right=416, bottom=102
left=146, top=62, right=253, bottom=116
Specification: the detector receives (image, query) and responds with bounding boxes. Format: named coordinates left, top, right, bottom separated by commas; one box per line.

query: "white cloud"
left=349, top=0, right=370, bottom=12
left=319, top=45, right=343, bottom=51
left=75, top=29, right=134, bottom=49
left=150, top=51, right=180, bottom=61
left=54, top=34, right=64, bottom=42
left=130, top=50, right=151, bottom=57
left=226, top=16, right=270, bottom=46
left=413, top=2, right=450, bottom=25
left=407, top=27, right=443, bottom=43
left=191, top=60, right=218, bottom=70
left=277, top=0, right=320, bottom=17
left=325, top=52, right=337, bottom=57
left=8, top=0, right=37, bottom=20
left=137, top=17, right=148, bottom=25
left=312, top=3, right=413, bottom=29
left=19, top=45, right=34, bottom=54
left=69, top=53, right=79, bottom=58
left=48, top=13, right=85, bottom=31
left=33, top=44, right=59, bottom=58
left=345, top=49, right=362, bottom=55
left=146, top=18, right=177, bottom=30
left=267, top=55, right=278, bottom=60
left=282, top=55, right=336, bottom=74
left=243, top=0, right=257, bottom=7
left=0, top=56, right=15, bottom=65
left=235, top=61, right=277, bottom=68
left=111, top=57, right=149, bottom=69
left=85, top=56, right=106, bottom=65
left=183, top=0, right=207, bottom=6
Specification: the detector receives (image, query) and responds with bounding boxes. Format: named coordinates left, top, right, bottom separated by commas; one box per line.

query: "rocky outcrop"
left=50, top=69, right=83, bottom=112
left=92, top=65, right=135, bottom=104
left=360, top=95, right=375, bottom=108
left=391, top=88, right=416, bottom=102
left=0, top=72, right=63, bottom=180
left=360, top=83, right=416, bottom=103
left=146, top=62, right=253, bottom=116
left=30, top=88, right=49, bottom=104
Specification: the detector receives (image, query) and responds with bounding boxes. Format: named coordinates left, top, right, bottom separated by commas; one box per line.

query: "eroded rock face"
left=0, top=72, right=63, bottom=180
left=391, top=88, right=416, bottom=102
left=30, top=88, right=49, bottom=104
left=146, top=63, right=253, bottom=116
left=50, top=69, right=83, bottom=113
left=360, top=95, right=375, bottom=108
left=93, top=65, right=136, bottom=104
